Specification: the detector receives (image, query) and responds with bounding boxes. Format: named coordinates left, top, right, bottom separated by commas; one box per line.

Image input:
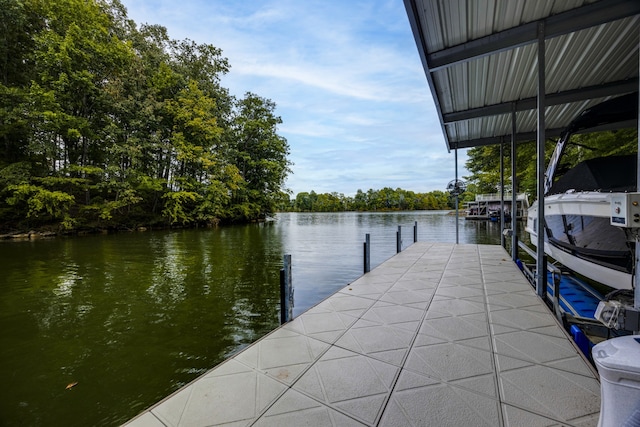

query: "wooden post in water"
left=413, top=221, right=418, bottom=243
left=280, top=254, right=293, bottom=324
left=397, top=226, right=402, bottom=253
left=363, top=233, right=371, bottom=273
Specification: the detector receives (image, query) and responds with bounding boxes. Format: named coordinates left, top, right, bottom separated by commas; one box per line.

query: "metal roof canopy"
left=404, top=0, right=640, bottom=150
left=404, top=0, right=640, bottom=303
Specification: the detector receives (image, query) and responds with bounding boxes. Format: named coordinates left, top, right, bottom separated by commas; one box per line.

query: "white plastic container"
left=592, top=335, right=640, bottom=427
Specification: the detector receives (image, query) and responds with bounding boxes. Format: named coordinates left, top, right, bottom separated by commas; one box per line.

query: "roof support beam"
left=427, top=0, right=640, bottom=71
left=633, top=24, right=640, bottom=314
left=452, top=116, right=638, bottom=148
left=442, top=79, right=639, bottom=124
left=536, top=22, right=547, bottom=299
left=454, top=149, right=459, bottom=244
left=510, top=109, right=518, bottom=262
left=500, top=142, right=505, bottom=248
left=404, top=0, right=452, bottom=151
left=451, top=128, right=564, bottom=149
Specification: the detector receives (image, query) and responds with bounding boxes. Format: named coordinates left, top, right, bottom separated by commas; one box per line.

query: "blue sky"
left=120, top=0, right=469, bottom=196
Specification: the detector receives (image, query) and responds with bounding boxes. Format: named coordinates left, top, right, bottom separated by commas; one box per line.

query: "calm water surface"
left=0, top=211, right=507, bottom=426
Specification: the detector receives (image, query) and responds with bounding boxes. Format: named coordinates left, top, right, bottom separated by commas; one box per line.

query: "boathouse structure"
left=404, top=0, right=639, bottom=302
left=464, top=193, right=529, bottom=221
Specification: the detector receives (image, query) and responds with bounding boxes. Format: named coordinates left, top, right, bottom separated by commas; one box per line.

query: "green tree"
left=0, top=0, right=292, bottom=231
left=294, top=192, right=312, bottom=211
left=231, top=93, right=291, bottom=221
left=352, top=189, right=368, bottom=211
left=0, top=0, right=41, bottom=166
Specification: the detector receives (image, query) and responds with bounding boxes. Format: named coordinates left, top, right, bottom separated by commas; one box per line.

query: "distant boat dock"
left=464, top=193, right=529, bottom=221
left=125, top=242, right=600, bottom=426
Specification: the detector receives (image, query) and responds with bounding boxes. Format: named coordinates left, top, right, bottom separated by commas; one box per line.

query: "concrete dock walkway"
left=125, top=242, right=601, bottom=426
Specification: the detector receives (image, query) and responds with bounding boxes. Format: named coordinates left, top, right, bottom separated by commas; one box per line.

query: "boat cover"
left=549, top=154, right=637, bottom=195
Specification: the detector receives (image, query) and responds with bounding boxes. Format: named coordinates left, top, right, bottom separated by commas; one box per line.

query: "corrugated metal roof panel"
left=445, top=97, right=623, bottom=148
left=420, top=0, right=601, bottom=49
left=546, top=17, right=638, bottom=92
left=405, top=0, right=639, bottom=150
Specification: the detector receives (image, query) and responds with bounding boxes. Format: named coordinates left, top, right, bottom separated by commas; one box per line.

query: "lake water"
left=0, top=211, right=510, bottom=426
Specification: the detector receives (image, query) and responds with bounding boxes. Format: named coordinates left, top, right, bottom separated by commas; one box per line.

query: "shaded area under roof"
left=404, top=0, right=640, bottom=150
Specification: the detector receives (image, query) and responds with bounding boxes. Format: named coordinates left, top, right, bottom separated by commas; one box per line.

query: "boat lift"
left=480, top=93, right=640, bottom=353
left=516, top=240, right=628, bottom=359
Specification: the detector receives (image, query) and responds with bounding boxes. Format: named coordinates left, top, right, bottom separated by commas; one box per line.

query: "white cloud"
left=120, top=0, right=468, bottom=196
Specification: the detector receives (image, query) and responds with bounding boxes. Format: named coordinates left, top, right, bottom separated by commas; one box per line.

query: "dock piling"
left=413, top=221, right=418, bottom=243
left=396, top=226, right=402, bottom=253
left=280, top=254, right=293, bottom=324
left=363, top=233, right=371, bottom=273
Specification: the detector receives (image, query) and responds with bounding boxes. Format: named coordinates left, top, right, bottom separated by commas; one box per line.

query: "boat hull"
left=525, top=192, right=633, bottom=290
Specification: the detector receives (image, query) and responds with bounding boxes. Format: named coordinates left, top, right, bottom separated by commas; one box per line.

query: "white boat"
left=527, top=191, right=633, bottom=290
left=525, top=92, right=638, bottom=291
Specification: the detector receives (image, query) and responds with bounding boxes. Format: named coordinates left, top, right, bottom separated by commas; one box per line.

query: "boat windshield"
left=544, top=92, right=638, bottom=195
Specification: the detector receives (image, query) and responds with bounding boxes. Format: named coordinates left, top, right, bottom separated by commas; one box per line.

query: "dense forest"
left=0, top=0, right=291, bottom=233
left=280, top=188, right=455, bottom=212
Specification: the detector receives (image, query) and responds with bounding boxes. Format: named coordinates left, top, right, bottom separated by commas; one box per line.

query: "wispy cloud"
left=121, top=0, right=468, bottom=196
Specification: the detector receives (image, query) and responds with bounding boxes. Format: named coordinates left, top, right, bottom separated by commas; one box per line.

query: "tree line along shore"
left=1, top=0, right=291, bottom=235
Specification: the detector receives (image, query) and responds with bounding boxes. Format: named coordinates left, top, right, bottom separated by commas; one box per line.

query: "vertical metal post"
left=536, top=22, right=547, bottom=299
left=511, top=108, right=518, bottom=262
left=500, top=142, right=505, bottom=248
left=280, top=254, right=293, bottom=324
left=635, top=235, right=639, bottom=332
left=455, top=148, right=459, bottom=244
left=279, top=269, right=285, bottom=323
left=413, top=221, right=418, bottom=243
left=636, top=30, right=640, bottom=316
left=396, top=226, right=402, bottom=253
left=364, top=233, right=371, bottom=273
